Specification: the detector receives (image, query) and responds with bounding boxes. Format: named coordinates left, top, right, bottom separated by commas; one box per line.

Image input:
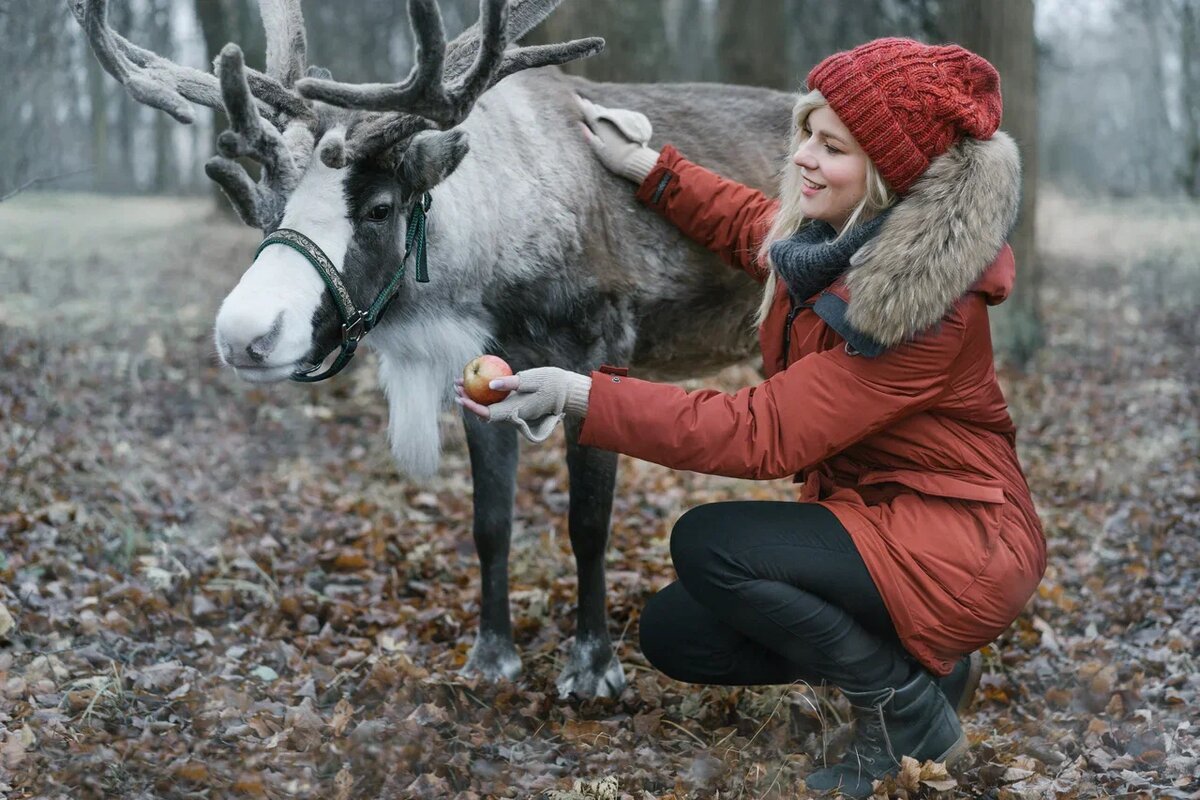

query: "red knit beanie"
left=807, top=37, right=1003, bottom=195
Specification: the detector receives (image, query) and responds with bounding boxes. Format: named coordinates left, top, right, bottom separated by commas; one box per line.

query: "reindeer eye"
left=367, top=203, right=391, bottom=222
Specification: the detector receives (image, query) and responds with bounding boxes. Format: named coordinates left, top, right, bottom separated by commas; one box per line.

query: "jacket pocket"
left=878, top=491, right=1003, bottom=602
left=859, top=469, right=1006, bottom=505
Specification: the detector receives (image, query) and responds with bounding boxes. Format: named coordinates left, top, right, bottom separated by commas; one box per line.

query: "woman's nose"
left=792, top=141, right=817, bottom=169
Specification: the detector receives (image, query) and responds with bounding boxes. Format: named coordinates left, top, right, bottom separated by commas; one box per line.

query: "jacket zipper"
left=781, top=299, right=812, bottom=364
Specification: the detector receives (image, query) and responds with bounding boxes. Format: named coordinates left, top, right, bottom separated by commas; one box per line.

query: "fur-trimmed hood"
left=843, top=131, right=1022, bottom=347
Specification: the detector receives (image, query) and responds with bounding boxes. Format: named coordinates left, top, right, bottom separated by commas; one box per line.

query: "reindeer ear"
left=399, top=129, right=470, bottom=195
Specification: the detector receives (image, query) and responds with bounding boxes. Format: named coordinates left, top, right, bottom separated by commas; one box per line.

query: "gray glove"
left=488, top=367, right=592, bottom=443
left=575, top=94, right=660, bottom=184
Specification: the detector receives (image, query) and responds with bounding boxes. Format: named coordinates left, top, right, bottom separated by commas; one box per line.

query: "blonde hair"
left=751, top=89, right=896, bottom=329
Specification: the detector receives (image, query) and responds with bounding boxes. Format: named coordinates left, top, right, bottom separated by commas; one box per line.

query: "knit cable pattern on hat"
left=807, top=37, right=1002, bottom=195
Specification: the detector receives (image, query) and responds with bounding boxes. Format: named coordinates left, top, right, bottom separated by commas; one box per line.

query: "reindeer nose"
left=246, top=324, right=280, bottom=363
left=221, top=310, right=285, bottom=367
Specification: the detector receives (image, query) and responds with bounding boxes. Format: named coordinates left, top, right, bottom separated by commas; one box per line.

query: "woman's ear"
left=399, top=129, right=470, bottom=196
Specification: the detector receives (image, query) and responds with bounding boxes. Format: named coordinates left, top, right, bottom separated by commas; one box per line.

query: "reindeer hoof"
left=555, top=639, right=627, bottom=699
left=461, top=632, right=522, bottom=682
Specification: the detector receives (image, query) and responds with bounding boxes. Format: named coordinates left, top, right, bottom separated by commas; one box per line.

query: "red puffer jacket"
left=578, top=141, right=1046, bottom=676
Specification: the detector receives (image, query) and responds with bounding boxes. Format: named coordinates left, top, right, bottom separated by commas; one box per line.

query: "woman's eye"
left=824, top=144, right=841, bottom=155
left=367, top=204, right=391, bottom=221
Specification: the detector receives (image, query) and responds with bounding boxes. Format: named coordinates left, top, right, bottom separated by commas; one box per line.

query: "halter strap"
left=253, top=192, right=432, bottom=383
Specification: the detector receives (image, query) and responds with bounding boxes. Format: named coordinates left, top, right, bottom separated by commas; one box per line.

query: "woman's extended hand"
left=454, top=366, right=592, bottom=443
left=575, top=93, right=661, bottom=184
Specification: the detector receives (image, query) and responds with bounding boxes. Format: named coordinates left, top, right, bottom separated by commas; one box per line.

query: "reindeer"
left=73, top=0, right=794, bottom=697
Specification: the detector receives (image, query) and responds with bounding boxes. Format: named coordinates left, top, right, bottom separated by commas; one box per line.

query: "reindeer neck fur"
left=365, top=70, right=596, bottom=479
left=360, top=69, right=800, bottom=479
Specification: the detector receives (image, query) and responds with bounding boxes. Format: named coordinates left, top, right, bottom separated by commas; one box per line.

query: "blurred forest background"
left=6, top=0, right=1197, bottom=198
left=3, top=0, right=1199, bottom=358
left=2, top=2, right=1199, bottom=798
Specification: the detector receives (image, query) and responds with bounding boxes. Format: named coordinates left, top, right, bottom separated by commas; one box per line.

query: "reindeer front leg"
left=460, top=408, right=522, bottom=682
left=556, top=416, right=626, bottom=698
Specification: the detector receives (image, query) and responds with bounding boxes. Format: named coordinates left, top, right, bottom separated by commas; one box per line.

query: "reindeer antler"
left=205, top=45, right=314, bottom=230
left=74, top=0, right=599, bottom=223
left=295, top=0, right=604, bottom=130
left=70, top=0, right=312, bottom=124
left=257, top=0, right=309, bottom=89
left=72, top=0, right=319, bottom=229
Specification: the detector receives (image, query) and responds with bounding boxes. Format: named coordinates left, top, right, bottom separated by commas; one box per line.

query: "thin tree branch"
left=0, top=166, right=96, bottom=203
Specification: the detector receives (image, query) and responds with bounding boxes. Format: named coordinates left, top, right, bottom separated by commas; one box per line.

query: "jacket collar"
left=811, top=241, right=1015, bottom=358
left=839, top=130, right=1022, bottom=348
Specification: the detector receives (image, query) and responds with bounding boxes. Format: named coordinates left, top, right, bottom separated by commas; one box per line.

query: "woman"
left=454, top=38, right=1046, bottom=797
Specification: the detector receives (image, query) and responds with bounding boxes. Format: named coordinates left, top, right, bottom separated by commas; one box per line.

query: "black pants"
left=639, top=501, right=920, bottom=693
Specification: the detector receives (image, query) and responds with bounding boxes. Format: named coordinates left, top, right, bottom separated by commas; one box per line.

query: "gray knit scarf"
left=767, top=212, right=889, bottom=303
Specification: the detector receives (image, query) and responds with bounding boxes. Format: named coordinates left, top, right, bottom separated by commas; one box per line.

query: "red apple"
left=463, top=355, right=513, bottom=405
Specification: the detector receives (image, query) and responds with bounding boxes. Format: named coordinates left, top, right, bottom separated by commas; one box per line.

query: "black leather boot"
left=936, top=651, right=983, bottom=715
left=805, top=670, right=969, bottom=798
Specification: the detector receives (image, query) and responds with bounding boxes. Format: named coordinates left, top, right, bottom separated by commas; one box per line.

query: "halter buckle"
left=259, top=201, right=431, bottom=384
left=342, top=311, right=368, bottom=342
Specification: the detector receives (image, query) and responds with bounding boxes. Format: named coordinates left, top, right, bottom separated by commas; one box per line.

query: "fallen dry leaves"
left=0, top=193, right=1197, bottom=798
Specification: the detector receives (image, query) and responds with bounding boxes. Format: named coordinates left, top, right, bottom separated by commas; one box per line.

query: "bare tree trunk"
left=524, top=0, right=668, bottom=82
left=1135, top=0, right=1181, bottom=193
left=715, top=0, right=790, bottom=89
left=1178, top=0, right=1200, bottom=196
left=151, top=0, right=177, bottom=193
left=111, top=1, right=139, bottom=191
left=940, top=0, right=1042, bottom=366
left=788, top=0, right=935, bottom=78
left=895, top=0, right=943, bottom=40
left=664, top=0, right=715, bottom=81
left=86, top=33, right=111, bottom=191
left=193, top=0, right=248, bottom=214
left=0, top=1, right=72, bottom=196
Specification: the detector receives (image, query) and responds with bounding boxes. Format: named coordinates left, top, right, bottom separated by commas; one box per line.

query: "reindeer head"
left=74, top=0, right=602, bottom=382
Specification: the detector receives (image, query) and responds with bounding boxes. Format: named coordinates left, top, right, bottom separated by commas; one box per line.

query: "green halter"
left=254, top=192, right=432, bottom=383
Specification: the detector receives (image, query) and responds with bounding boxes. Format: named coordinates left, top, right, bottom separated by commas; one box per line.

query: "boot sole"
left=805, top=732, right=973, bottom=797
left=936, top=730, right=972, bottom=771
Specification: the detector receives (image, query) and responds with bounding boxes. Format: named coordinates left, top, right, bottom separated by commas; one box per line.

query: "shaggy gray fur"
left=77, top=0, right=799, bottom=699
left=846, top=131, right=1021, bottom=346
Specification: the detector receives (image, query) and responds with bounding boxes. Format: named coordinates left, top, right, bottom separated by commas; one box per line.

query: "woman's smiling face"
left=791, top=105, right=871, bottom=232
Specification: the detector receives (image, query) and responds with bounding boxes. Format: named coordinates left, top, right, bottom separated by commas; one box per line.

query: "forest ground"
left=0, top=190, right=1196, bottom=799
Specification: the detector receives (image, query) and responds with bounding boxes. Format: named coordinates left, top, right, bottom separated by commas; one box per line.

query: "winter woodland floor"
left=0, top=190, right=1197, bottom=799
